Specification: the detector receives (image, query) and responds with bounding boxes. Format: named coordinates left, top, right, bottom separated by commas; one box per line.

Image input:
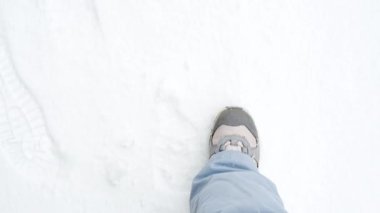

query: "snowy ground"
left=0, top=0, right=379, bottom=212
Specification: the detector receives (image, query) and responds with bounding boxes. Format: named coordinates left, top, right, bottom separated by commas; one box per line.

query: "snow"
left=0, top=0, right=379, bottom=212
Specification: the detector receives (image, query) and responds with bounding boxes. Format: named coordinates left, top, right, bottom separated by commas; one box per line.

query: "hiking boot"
left=210, top=107, right=260, bottom=167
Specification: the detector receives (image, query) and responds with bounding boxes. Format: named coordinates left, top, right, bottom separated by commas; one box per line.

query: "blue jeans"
left=190, top=151, right=286, bottom=213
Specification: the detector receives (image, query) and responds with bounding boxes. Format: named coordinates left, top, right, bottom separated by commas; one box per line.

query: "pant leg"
left=190, top=151, right=286, bottom=213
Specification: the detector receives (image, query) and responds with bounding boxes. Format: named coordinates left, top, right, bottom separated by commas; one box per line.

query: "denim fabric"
left=190, top=151, right=286, bottom=213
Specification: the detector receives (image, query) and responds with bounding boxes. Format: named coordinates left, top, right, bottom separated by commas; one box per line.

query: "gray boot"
left=210, top=107, right=260, bottom=167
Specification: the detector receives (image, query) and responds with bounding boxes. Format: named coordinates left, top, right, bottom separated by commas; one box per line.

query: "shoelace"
left=214, top=135, right=259, bottom=167
left=221, top=140, right=245, bottom=152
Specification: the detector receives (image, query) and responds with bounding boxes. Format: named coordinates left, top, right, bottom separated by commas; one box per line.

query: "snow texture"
left=0, top=0, right=379, bottom=212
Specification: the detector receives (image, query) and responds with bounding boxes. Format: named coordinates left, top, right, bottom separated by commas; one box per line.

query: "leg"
left=190, top=151, right=286, bottom=213
left=190, top=107, right=286, bottom=213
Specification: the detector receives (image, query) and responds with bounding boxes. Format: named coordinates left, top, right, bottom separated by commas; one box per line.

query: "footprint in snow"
left=0, top=38, right=61, bottom=180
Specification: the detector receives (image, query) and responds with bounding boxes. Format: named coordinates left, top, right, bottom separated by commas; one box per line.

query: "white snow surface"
left=0, top=0, right=379, bottom=212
